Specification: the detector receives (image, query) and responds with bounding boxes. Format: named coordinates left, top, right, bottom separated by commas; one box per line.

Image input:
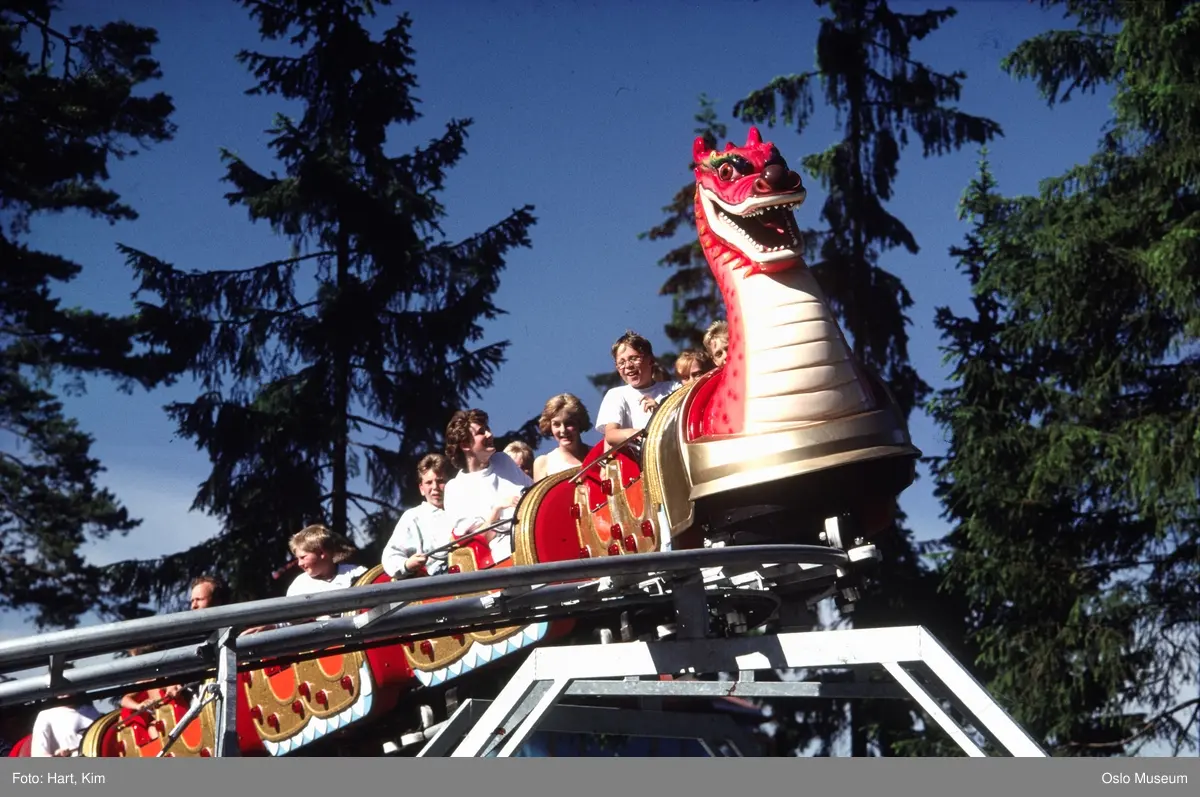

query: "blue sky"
left=8, top=1, right=1117, bottom=626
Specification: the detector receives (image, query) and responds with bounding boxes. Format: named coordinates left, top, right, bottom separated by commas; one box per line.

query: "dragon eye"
left=718, top=163, right=735, bottom=181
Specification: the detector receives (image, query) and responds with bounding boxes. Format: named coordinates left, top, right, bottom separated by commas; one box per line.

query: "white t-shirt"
left=595, top=381, right=680, bottom=432
left=286, top=563, right=368, bottom=620
left=30, top=704, right=100, bottom=757
left=443, top=451, right=532, bottom=563
left=381, top=502, right=452, bottom=577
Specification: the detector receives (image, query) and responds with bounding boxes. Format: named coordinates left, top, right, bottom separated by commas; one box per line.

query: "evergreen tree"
left=0, top=1, right=178, bottom=628
left=732, top=0, right=1000, bottom=756
left=931, top=0, right=1200, bottom=755
left=117, top=0, right=536, bottom=607
left=922, top=149, right=1017, bottom=756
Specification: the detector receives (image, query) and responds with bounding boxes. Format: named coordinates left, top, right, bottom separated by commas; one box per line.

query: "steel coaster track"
left=0, top=544, right=846, bottom=708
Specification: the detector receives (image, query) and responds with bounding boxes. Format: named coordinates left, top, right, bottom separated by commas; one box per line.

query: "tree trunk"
left=851, top=705, right=869, bottom=756
left=331, top=224, right=351, bottom=537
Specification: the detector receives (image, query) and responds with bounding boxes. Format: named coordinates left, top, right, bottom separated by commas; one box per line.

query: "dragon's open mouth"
left=701, top=190, right=805, bottom=262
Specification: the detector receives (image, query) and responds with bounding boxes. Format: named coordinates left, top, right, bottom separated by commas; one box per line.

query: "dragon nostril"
left=761, top=163, right=787, bottom=188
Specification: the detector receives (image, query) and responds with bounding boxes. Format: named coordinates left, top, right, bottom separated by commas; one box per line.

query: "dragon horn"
left=747, top=126, right=763, bottom=145
left=692, top=136, right=711, bottom=165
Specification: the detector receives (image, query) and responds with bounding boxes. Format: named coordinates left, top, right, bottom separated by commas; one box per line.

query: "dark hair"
left=612, top=330, right=670, bottom=383
left=445, top=409, right=489, bottom=470
left=610, top=330, right=654, bottom=361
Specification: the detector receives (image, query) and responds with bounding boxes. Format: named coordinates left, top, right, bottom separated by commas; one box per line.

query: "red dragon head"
left=693, top=127, right=807, bottom=274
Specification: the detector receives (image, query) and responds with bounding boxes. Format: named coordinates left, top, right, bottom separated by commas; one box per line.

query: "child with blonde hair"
left=503, top=441, right=535, bottom=479
left=675, top=348, right=714, bottom=384
left=595, top=331, right=680, bottom=449
left=533, top=393, right=592, bottom=479
left=286, top=524, right=367, bottom=598
left=703, top=320, right=729, bottom=367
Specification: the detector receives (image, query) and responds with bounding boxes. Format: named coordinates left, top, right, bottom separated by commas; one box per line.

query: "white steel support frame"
left=434, top=625, right=1047, bottom=758
left=411, top=699, right=755, bottom=757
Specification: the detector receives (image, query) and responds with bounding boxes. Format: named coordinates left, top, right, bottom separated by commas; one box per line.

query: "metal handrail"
left=0, top=576, right=707, bottom=708
left=567, top=429, right=647, bottom=486
left=0, top=545, right=844, bottom=681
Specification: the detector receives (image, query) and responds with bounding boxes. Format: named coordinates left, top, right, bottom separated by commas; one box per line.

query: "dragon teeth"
left=715, top=208, right=799, bottom=254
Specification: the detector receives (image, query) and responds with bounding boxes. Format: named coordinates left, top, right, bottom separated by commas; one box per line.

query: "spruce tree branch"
left=319, top=489, right=396, bottom=514
left=348, top=413, right=403, bottom=437
left=0, top=450, right=33, bottom=470
left=1061, top=697, right=1200, bottom=750
left=214, top=300, right=319, bottom=326
left=192, top=249, right=339, bottom=278
left=0, top=498, right=38, bottom=531
left=11, top=9, right=78, bottom=76
left=347, top=494, right=372, bottom=523
left=345, top=491, right=395, bottom=511
left=866, top=41, right=963, bottom=83
left=349, top=365, right=407, bottom=380
left=1, top=553, right=55, bottom=578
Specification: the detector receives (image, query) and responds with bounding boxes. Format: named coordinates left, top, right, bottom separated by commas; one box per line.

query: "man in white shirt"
left=382, top=453, right=454, bottom=578
left=442, top=409, right=532, bottom=564
left=30, top=702, right=100, bottom=757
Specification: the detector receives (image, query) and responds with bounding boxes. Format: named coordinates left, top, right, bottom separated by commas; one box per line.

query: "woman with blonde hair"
left=533, top=393, right=592, bottom=480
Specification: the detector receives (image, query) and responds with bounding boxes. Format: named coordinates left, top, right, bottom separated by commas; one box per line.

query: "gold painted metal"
left=399, top=544, right=524, bottom=672
left=353, top=564, right=386, bottom=587
left=294, top=654, right=361, bottom=720
left=450, top=546, right=523, bottom=647
left=642, top=381, right=698, bottom=539
left=242, top=650, right=365, bottom=744
left=513, top=466, right=578, bottom=565
left=80, top=711, right=120, bottom=757
left=81, top=694, right=217, bottom=758
left=682, top=408, right=919, bottom=502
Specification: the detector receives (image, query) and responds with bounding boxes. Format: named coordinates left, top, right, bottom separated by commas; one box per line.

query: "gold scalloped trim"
left=513, top=466, right=579, bottom=565
left=79, top=709, right=121, bottom=758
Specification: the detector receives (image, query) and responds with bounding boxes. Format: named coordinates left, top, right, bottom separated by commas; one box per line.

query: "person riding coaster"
left=76, top=128, right=918, bottom=758
left=516, top=127, right=919, bottom=561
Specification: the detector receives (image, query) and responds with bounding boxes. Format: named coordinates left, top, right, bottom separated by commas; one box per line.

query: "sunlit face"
left=683, top=361, right=705, bottom=383
left=296, top=547, right=335, bottom=579
left=550, top=411, right=580, bottom=449
left=709, top=338, right=728, bottom=368
left=614, top=344, right=653, bottom=389
left=190, top=582, right=216, bottom=610
left=419, top=469, right=448, bottom=508
left=463, top=422, right=495, bottom=465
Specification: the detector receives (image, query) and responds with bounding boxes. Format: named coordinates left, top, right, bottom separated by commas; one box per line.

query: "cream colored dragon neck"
left=695, top=184, right=873, bottom=436
left=729, top=264, right=872, bottom=433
